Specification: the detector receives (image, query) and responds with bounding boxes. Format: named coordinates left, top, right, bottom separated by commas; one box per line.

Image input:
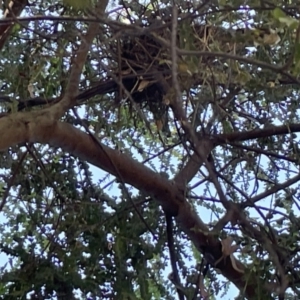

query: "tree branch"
left=58, top=0, right=109, bottom=114
left=174, top=137, right=214, bottom=187
left=0, top=111, right=264, bottom=298
left=214, top=124, right=300, bottom=142
left=0, top=0, right=28, bottom=49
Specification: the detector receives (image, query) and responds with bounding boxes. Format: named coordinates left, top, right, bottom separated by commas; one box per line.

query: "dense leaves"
left=1, top=0, right=300, bottom=299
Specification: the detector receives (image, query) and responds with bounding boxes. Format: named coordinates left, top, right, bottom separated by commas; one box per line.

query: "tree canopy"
left=1, top=0, right=300, bottom=299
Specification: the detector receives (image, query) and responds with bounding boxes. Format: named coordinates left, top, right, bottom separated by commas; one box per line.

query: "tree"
left=0, top=0, right=300, bottom=299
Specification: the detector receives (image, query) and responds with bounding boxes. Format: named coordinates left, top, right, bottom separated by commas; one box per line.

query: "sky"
left=1, top=1, right=300, bottom=299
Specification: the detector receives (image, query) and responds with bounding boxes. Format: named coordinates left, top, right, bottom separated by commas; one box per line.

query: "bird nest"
left=79, top=20, right=252, bottom=134
left=108, top=21, right=245, bottom=100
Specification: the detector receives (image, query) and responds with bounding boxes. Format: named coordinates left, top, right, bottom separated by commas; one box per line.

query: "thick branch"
left=0, top=113, right=261, bottom=299
left=214, top=124, right=300, bottom=142
left=174, top=137, right=214, bottom=186
left=59, top=0, right=109, bottom=113
left=38, top=122, right=255, bottom=295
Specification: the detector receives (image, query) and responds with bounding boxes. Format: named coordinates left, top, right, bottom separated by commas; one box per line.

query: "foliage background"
left=0, top=0, right=300, bottom=299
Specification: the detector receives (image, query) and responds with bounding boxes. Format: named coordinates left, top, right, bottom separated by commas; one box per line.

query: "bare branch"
left=0, top=109, right=275, bottom=299
left=174, top=138, right=214, bottom=187
left=243, top=172, right=300, bottom=207
left=59, top=0, right=109, bottom=113
left=215, top=123, right=300, bottom=143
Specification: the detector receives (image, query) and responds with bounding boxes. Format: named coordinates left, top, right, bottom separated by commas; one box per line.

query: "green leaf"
left=272, top=8, right=287, bottom=20
left=222, top=120, right=233, bottom=133
left=273, top=8, right=298, bottom=28
left=278, top=16, right=298, bottom=28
